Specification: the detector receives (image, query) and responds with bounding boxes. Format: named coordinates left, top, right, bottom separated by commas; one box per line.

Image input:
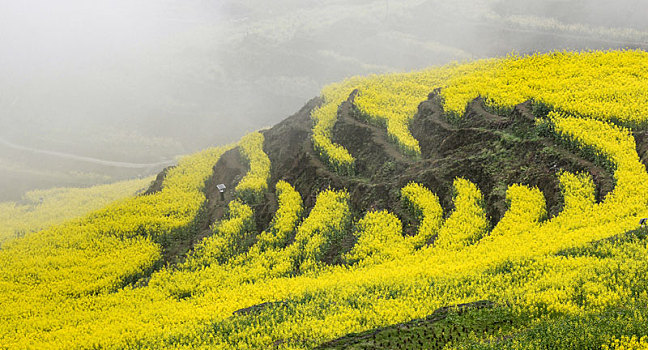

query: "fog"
left=1, top=0, right=647, bottom=200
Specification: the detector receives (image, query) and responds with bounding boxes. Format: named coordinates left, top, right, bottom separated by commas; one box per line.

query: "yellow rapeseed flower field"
left=0, top=177, right=152, bottom=246
left=1, top=50, right=648, bottom=348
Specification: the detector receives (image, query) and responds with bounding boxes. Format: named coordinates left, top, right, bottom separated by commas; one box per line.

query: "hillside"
left=0, top=177, right=153, bottom=247
left=1, top=50, right=648, bottom=349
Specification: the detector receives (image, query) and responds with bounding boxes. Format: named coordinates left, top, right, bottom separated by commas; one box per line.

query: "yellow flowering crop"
left=490, top=184, right=546, bottom=237
left=352, top=60, right=494, bottom=156
left=312, top=50, right=648, bottom=169
left=401, top=182, right=444, bottom=248
left=345, top=210, right=411, bottom=266
left=310, top=77, right=366, bottom=175
left=186, top=199, right=255, bottom=268
left=442, top=50, right=648, bottom=125
left=236, top=132, right=271, bottom=203
left=291, top=189, right=351, bottom=271
left=0, top=177, right=152, bottom=246
left=2, top=51, right=648, bottom=349
left=256, top=180, right=303, bottom=251
left=558, top=171, right=597, bottom=216
left=435, top=178, right=489, bottom=249
left=604, top=336, right=648, bottom=350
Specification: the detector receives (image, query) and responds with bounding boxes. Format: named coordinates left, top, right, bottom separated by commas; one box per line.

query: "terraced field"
left=1, top=50, right=648, bottom=349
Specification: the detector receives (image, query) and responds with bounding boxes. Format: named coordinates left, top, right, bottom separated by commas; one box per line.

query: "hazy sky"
left=1, top=1, right=209, bottom=134
left=1, top=0, right=647, bottom=200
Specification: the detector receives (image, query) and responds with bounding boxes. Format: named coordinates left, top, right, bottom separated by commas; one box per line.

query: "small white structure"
left=217, top=184, right=227, bottom=201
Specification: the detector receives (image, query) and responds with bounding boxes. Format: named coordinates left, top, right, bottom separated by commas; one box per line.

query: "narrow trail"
left=344, top=90, right=414, bottom=165
left=0, top=137, right=176, bottom=169
left=161, top=146, right=249, bottom=266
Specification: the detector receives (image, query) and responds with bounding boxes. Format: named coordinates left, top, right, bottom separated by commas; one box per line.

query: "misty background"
left=1, top=0, right=647, bottom=201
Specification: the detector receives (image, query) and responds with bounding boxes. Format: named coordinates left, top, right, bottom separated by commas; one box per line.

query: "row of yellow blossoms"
left=7, top=109, right=648, bottom=349
left=310, top=76, right=369, bottom=175
left=442, top=50, right=648, bottom=125
left=176, top=131, right=274, bottom=271
left=255, top=180, right=304, bottom=251
left=235, top=132, right=271, bottom=203
left=312, top=49, right=648, bottom=172
left=604, top=336, right=648, bottom=350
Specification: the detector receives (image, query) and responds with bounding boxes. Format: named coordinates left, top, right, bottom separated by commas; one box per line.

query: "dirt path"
left=340, top=90, right=413, bottom=166
left=161, top=146, right=249, bottom=266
